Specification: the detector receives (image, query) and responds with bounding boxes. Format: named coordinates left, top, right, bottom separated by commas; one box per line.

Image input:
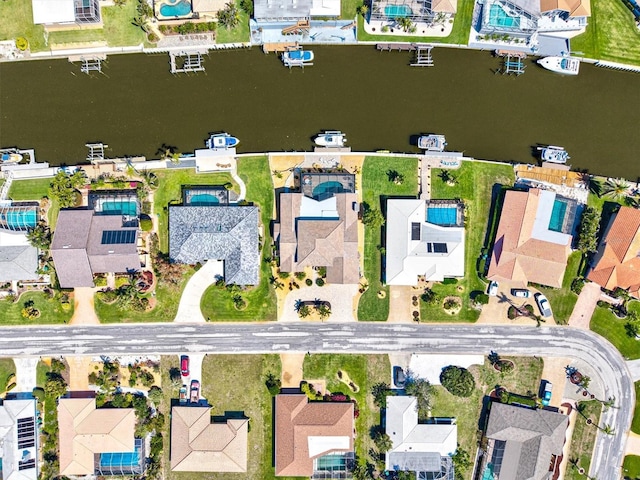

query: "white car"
left=535, top=293, right=552, bottom=317
left=488, top=281, right=499, bottom=297
left=511, top=288, right=531, bottom=298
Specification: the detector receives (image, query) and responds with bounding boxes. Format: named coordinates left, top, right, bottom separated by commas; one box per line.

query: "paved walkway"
left=230, top=170, right=246, bottom=201
left=279, top=284, right=358, bottom=322
left=174, top=261, right=221, bottom=323
left=69, top=287, right=100, bottom=325
left=388, top=286, right=414, bottom=323
left=568, top=282, right=601, bottom=330
left=14, top=358, right=38, bottom=393
left=627, top=359, right=640, bottom=382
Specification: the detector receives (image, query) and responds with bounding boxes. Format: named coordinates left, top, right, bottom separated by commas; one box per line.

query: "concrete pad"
left=568, top=282, right=601, bottom=330
left=280, top=284, right=359, bottom=322
left=14, top=358, right=38, bottom=393
left=409, top=354, right=484, bottom=385
left=281, top=353, right=304, bottom=388
left=387, top=286, right=415, bottom=323
left=541, top=356, right=571, bottom=408
left=174, top=260, right=222, bottom=323
left=626, top=431, right=640, bottom=456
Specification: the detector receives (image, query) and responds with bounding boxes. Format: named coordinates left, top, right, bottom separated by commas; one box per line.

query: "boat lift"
left=170, top=50, right=207, bottom=74
left=68, top=54, right=107, bottom=75
left=496, top=51, right=526, bottom=75
left=86, top=143, right=108, bottom=163
left=410, top=44, right=434, bottom=67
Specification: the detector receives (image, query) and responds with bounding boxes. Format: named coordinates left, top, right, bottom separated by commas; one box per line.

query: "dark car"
left=180, top=355, right=189, bottom=377
left=393, top=366, right=406, bottom=388
left=190, top=380, right=200, bottom=403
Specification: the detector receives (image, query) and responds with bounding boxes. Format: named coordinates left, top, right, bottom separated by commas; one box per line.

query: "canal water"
left=1, top=46, right=639, bottom=178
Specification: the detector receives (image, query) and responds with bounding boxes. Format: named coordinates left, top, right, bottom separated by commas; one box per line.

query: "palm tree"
left=601, top=178, right=630, bottom=200
left=600, top=423, right=615, bottom=436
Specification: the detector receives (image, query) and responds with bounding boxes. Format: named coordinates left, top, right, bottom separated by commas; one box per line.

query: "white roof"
left=310, top=0, right=340, bottom=16
left=531, top=189, right=573, bottom=245
left=385, top=199, right=465, bottom=285
left=408, top=354, right=485, bottom=385
left=0, top=230, right=30, bottom=247
left=300, top=195, right=339, bottom=219
left=0, top=399, right=38, bottom=480
left=385, top=396, right=457, bottom=471
left=307, top=435, right=351, bottom=457
left=32, top=0, right=76, bottom=24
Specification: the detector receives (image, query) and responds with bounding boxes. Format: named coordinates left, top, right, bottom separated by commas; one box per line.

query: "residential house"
left=487, top=188, right=578, bottom=288
left=275, top=172, right=359, bottom=284
left=385, top=199, right=465, bottom=285
left=32, top=0, right=101, bottom=28
left=170, top=406, right=248, bottom=472
left=369, top=0, right=457, bottom=26
left=588, top=206, right=640, bottom=299
left=253, top=0, right=341, bottom=21
left=385, top=396, right=456, bottom=478
left=51, top=209, right=141, bottom=288
left=0, top=203, right=40, bottom=283
left=0, top=398, right=38, bottom=480
left=169, top=204, right=260, bottom=285
left=479, top=402, right=568, bottom=480
left=58, top=397, right=144, bottom=477
left=274, top=394, right=354, bottom=477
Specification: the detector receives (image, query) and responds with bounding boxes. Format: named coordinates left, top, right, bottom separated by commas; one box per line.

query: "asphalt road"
left=4, top=322, right=630, bottom=479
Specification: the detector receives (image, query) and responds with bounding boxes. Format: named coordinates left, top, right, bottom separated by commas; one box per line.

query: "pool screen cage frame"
left=477, top=0, right=537, bottom=35
left=95, top=438, right=145, bottom=476
left=0, top=203, right=39, bottom=233
left=75, top=0, right=101, bottom=24
left=312, top=452, right=355, bottom=479
left=370, top=0, right=435, bottom=23
left=88, top=190, right=141, bottom=215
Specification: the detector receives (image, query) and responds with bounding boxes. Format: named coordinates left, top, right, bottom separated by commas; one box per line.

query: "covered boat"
left=0, top=148, right=23, bottom=164
left=282, top=47, right=314, bottom=68
left=538, top=145, right=570, bottom=164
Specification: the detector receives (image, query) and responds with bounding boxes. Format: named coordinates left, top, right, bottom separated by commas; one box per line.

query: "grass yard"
left=624, top=455, right=640, bottom=479
left=200, top=156, right=277, bottom=322
left=358, top=156, right=419, bottom=321
left=631, top=381, right=640, bottom=435
left=8, top=178, right=51, bottom=201
left=215, top=1, right=250, bottom=44
left=564, top=401, right=602, bottom=480
left=0, top=0, right=47, bottom=52
left=303, top=354, right=390, bottom=470
left=0, top=291, right=74, bottom=325
left=36, top=360, right=50, bottom=388
left=421, top=161, right=514, bottom=323
left=0, top=358, right=16, bottom=392
left=355, top=0, right=474, bottom=45
left=571, top=0, right=640, bottom=65
left=538, top=251, right=582, bottom=325
left=590, top=301, right=640, bottom=360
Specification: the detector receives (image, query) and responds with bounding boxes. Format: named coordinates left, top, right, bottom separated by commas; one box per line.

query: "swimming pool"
left=384, top=4, right=413, bottom=17
left=99, top=451, right=140, bottom=468
left=487, top=3, right=520, bottom=28
left=1, top=210, right=37, bottom=229
left=548, top=199, right=567, bottom=232
left=100, top=200, right=138, bottom=216
left=316, top=454, right=348, bottom=470
left=160, top=0, right=192, bottom=17
left=481, top=462, right=495, bottom=480
left=188, top=194, right=220, bottom=206
left=313, top=181, right=345, bottom=198
left=427, top=207, right=458, bottom=226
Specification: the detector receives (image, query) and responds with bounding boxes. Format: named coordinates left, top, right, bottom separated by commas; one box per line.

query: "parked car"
left=511, top=288, right=531, bottom=298
left=190, top=380, right=200, bottom=403
left=180, top=355, right=189, bottom=377
left=179, top=385, right=188, bottom=404
left=393, top=366, right=406, bottom=388
left=535, top=293, right=552, bottom=317
left=488, top=281, right=499, bottom=297
left=541, top=381, right=553, bottom=406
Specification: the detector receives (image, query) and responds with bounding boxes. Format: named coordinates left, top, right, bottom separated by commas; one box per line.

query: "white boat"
left=0, top=148, right=23, bottom=164
left=417, top=134, right=447, bottom=152
left=314, top=131, right=346, bottom=148
left=206, top=133, right=239, bottom=150
left=282, top=47, right=314, bottom=68
left=538, top=145, right=570, bottom=164
left=537, top=56, right=580, bottom=76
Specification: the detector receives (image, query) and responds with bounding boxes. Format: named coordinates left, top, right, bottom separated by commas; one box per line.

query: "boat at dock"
left=314, top=131, right=346, bottom=148
left=282, top=46, right=314, bottom=68
left=418, top=134, right=447, bottom=152
left=537, top=56, right=580, bottom=76
left=537, top=145, right=570, bottom=164
left=0, top=148, right=23, bottom=164
left=206, top=133, right=239, bottom=150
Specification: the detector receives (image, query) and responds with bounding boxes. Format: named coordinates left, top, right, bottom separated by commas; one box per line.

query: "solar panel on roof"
left=101, top=230, right=136, bottom=245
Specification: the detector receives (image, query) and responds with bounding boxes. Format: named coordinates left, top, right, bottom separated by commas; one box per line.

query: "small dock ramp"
left=282, top=20, right=310, bottom=35
left=262, top=42, right=298, bottom=54
left=411, top=44, right=434, bottom=67
left=376, top=43, right=414, bottom=51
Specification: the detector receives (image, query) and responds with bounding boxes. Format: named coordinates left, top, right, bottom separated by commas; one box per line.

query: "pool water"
left=316, top=454, right=347, bottom=469
left=160, top=0, right=192, bottom=17
left=100, top=201, right=138, bottom=216
left=384, top=4, right=413, bottom=17
left=548, top=199, right=567, bottom=232
left=313, top=181, right=345, bottom=198
left=481, top=462, right=495, bottom=480
left=1, top=210, right=37, bottom=229
left=189, top=193, right=219, bottom=206
left=488, top=3, right=519, bottom=28
left=99, top=451, right=140, bottom=468
left=427, top=207, right=457, bottom=226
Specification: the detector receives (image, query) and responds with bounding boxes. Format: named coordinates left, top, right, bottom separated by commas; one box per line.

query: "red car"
left=180, top=355, right=189, bottom=377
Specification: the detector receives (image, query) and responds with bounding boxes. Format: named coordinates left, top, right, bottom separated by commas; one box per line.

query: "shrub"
left=442, top=278, right=458, bottom=285
left=305, top=278, right=313, bottom=286
left=571, top=277, right=585, bottom=295
left=265, top=372, right=281, bottom=396
left=597, top=300, right=608, bottom=308
left=440, top=366, right=475, bottom=397
left=147, top=32, right=159, bottom=43
left=474, top=293, right=489, bottom=305
left=140, top=217, right=153, bottom=231
left=295, top=271, right=306, bottom=280
left=443, top=298, right=460, bottom=311
left=421, top=288, right=440, bottom=306
left=15, top=37, right=28, bottom=51
left=317, top=267, right=327, bottom=278
left=94, top=275, right=107, bottom=287
left=32, top=387, right=46, bottom=402
left=316, top=278, right=325, bottom=287
left=98, top=288, right=118, bottom=304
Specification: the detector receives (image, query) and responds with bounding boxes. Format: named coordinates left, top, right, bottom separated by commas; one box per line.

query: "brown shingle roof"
left=58, top=398, right=136, bottom=476
left=487, top=189, right=571, bottom=288
left=275, top=394, right=354, bottom=477
left=170, top=406, right=248, bottom=472
left=588, top=206, right=640, bottom=298
left=540, top=0, right=591, bottom=16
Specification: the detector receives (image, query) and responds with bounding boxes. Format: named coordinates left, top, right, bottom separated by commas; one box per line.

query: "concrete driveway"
left=174, top=261, right=222, bottom=323
left=388, top=286, right=415, bottom=323
left=14, top=358, right=38, bottom=393
left=477, top=282, right=555, bottom=325
left=540, top=356, right=571, bottom=408
left=280, top=284, right=358, bottom=322
left=69, top=287, right=100, bottom=325
left=568, top=282, right=601, bottom=329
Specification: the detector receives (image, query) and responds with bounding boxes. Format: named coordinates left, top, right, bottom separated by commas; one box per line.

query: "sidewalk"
left=568, top=282, right=601, bottom=330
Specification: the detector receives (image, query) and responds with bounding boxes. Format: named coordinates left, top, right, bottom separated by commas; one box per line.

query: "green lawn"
left=421, top=161, right=514, bottom=322
left=624, top=455, right=640, bottom=479
left=631, top=381, right=640, bottom=435
left=355, top=0, right=474, bottom=45
left=571, top=0, right=640, bottom=65
left=0, top=358, right=16, bottom=392
left=200, top=156, right=277, bottom=322
left=538, top=251, right=582, bottom=325
left=303, top=354, right=390, bottom=471
left=358, top=156, right=419, bottom=321
left=564, top=401, right=602, bottom=480
left=215, top=1, right=250, bottom=44
left=0, top=291, right=74, bottom=325
left=8, top=178, right=51, bottom=201
left=36, top=360, right=50, bottom=388
left=590, top=301, right=640, bottom=360
left=0, top=0, right=47, bottom=52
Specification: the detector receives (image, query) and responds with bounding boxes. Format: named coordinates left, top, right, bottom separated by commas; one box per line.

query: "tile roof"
left=276, top=192, right=359, bottom=284
left=170, top=406, right=248, bottom=472
left=58, top=398, right=136, bottom=476
left=485, top=402, right=568, bottom=480
left=588, top=206, right=640, bottom=298
left=540, top=0, right=591, bottom=16
left=275, top=394, right=354, bottom=477
left=487, top=189, right=572, bottom=288
left=431, top=0, right=457, bottom=13
left=0, top=245, right=39, bottom=282
left=168, top=206, right=260, bottom=285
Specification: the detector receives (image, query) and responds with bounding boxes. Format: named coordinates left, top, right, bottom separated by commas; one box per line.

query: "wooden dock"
left=515, top=164, right=583, bottom=187
left=376, top=43, right=415, bottom=52
left=262, top=42, right=298, bottom=54
left=494, top=49, right=527, bottom=58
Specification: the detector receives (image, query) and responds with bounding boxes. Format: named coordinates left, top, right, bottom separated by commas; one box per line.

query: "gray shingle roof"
left=0, top=245, right=39, bottom=281
left=169, top=206, right=260, bottom=285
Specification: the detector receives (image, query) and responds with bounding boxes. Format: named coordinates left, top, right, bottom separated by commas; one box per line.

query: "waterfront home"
left=58, top=397, right=144, bottom=476
left=477, top=402, right=568, bottom=480
left=51, top=209, right=141, bottom=289
left=170, top=406, right=248, bottom=472
left=0, top=398, right=38, bottom=480
left=32, top=0, right=101, bottom=28
left=0, top=203, right=41, bottom=284
left=369, top=0, right=457, bottom=27
left=587, top=205, right=640, bottom=299
left=274, top=394, right=354, bottom=477
left=385, top=396, right=457, bottom=477
left=254, top=0, right=340, bottom=21
left=487, top=188, right=577, bottom=288
left=385, top=199, right=465, bottom=285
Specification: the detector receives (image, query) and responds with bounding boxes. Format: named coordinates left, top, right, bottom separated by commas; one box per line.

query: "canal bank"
left=1, top=45, right=639, bottom=178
